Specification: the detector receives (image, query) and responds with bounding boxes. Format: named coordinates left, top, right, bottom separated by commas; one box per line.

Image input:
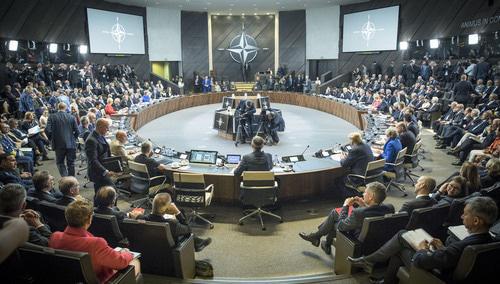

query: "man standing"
left=453, top=74, right=476, bottom=104
left=85, top=118, right=115, bottom=195
left=299, top=182, right=394, bottom=255
left=46, top=102, right=79, bottom=177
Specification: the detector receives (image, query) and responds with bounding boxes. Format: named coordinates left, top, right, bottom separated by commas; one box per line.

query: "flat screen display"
left=86, top=8, right=145, bottom=54
left=226, top=154, right=241, bottom=164
left=189, top=150, right=218, bottom=165
left=342, top=6, right=399, bottom=52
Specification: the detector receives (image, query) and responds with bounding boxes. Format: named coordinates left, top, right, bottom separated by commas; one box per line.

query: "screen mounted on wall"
left=342, top=6, right=399, bottom=52
left=86, top=8, right=145, bottom=54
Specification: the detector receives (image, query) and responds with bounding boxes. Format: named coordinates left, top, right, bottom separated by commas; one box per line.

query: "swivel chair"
left=173, top=172, right=215, bottom=229
left=403, top=141, right=424, bottom=185
left=345, top=159, right=386, bottom=193
left=384, top=147, right=408, bottom=196
left=238, top=171, right=282, bottom=231
left=128, top=160, right=171, bottom=208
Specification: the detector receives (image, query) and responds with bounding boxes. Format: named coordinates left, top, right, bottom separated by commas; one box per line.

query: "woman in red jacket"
left=49, top=199, right=140, bottom=283
left=104, top=98, right=116, bottom=115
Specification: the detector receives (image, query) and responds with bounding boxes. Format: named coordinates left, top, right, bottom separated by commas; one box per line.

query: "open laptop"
left=189, top=150, right=218, bottom=165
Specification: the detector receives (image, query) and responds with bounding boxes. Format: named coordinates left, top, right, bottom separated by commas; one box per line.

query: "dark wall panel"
left=334, top=0, right=500, bottom=77
left=0, top=0, right=150, bottom=79
left=181, top=11, right=208, bottom=88
left=279, top=10, right=306, bottom=74
left=211, top=15, right=275, bottom=82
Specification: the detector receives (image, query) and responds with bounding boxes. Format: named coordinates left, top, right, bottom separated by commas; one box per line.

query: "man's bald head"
left=115, top=130, right=127, bottom=143
left=96, top=118, right=110, bottom=136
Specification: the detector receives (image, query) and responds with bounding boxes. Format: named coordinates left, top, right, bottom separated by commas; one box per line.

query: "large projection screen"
left=86, top=8, right=145, bottom=54
left=342, top=6, right=399, bottom=52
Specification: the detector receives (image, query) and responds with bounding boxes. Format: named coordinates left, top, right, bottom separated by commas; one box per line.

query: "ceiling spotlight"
left=49, top=43, right=58, bottom=53
left=399, top=41, right=408, bottom=50
left=8, top=40, right=18, bottom=51
left=429, top=39, right=439, bottom=49
left=79, top=45, right=88, bottom=54
left=254, top=13, right=257, bottom=15
left=242, top=13, right=245, bottom=16
left=468, top=34, right=479, bottom=45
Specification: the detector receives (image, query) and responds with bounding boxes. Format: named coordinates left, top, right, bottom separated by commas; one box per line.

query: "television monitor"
left=86, top=8, right=145, bottom=54
left=189, top=150, right=218, bottom=165
left=226, top=154, right=241, bottom=164
left=342, top=6, right=399, bottom=52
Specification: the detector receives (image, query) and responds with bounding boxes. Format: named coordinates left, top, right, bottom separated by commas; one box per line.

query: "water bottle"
left=273, top=154, right=279, bottom=166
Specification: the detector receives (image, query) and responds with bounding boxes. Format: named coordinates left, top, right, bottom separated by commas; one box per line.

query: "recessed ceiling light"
left=242, top=13, right=245, bottom=16
left=216, top=12, right=220, bottom=15
left=266, top=12, right=270, bottom=15
left=229, top=13, right=232, bottom=15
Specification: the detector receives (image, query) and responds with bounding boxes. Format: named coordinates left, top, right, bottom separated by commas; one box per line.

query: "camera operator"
left=236, top=100, right=256, bottom=144
left=262, top=109, right=282, bottom=145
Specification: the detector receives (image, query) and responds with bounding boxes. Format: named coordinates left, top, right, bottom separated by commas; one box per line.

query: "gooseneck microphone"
left=301, top=145, right=310, bottom=156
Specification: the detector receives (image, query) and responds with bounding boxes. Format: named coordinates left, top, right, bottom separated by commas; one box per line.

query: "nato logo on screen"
left=342, top=6, right=399, bottom=52
left=87, top=8, right=145, bottom=54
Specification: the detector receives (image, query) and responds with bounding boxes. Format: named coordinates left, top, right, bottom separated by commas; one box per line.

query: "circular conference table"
left=119, top=92, right=368, bottom=203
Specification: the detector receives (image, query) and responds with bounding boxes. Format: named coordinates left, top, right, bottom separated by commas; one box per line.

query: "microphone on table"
left=300, top=145, right=310, bottom=156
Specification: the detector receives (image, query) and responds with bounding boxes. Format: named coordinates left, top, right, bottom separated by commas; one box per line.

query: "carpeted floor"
left=38, top=122, right=457, bottom=283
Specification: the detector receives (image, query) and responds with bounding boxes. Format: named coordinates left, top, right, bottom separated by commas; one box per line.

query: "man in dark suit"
left=396, top=122, right=416, bottom=163
left=475, top=57, right=490, bottom=82
left=45, top=102, right=79, bottom=177
left=55, top=176, right=81, bottom=207
left=0, top=153, right=33, bottom=189
left=299, top=182, right=394, bottom=255
left=85, top=118, right=115, bottom=195
left=94, top=186, right=142, bottom=222
left=142, top=192, right=211, bottom=252
left=399, top=176, right=436, bottom=216
left=452, top=74, right=476, bottom=104
left=340, top=132, right=375, bottom=183
left=234, top=136, right=273, bottom=176
left=28, top=170, right=62, bottom=202
left=349, top=196, right=497, bottom=284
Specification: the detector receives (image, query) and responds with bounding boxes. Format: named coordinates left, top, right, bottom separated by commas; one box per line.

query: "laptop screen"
left=226, top=154, right=241, bottom=164
left=189, top=150, right=218, bottom=164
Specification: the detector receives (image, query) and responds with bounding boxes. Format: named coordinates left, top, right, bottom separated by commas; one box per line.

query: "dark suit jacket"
left=338, top=203, right=395, bottom=238
left=85, top=131, right=111, bottom=182
left=234, top=150, right=273, bottom=176
left=340, top=143, right=374, bottom=175
left=94, top=206, right=127, bottom=223
left=45, top=111, right=79, bottom=149
left=412, top=233, right=493, bottom=274
left=142, top=213, right=191, bottom=243
left=399, top=196, right=437, bottom=216
left=399, top=130, right=416, bottom=163
left=453, top=80, right=475, bottom=104
left=55, top=195, right=77, bottom=207
left=27, top=189, right=62, bottom=203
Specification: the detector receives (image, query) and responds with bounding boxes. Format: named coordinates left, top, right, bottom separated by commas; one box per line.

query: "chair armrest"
left=150, top=176, right=167, bottom=184
left=385, top=162, right=396, bottom=166
left=172, top=233, right=196, bottom=279
left=107, top=265, right=136, bottom=284
left=204, top=184, right=214, bottom=193
left=334, top=230, right=363, bottom=275
left=346, top=174, right=366, bottom=180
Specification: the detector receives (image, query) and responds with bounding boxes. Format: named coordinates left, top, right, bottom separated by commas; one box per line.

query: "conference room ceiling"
left=106, top=0, right=370, bottom=14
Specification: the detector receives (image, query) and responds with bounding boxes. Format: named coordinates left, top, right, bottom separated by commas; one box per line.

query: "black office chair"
left=334, top=209, right=408, bottom=275
left=397, top=242, right=500, bottom=284
left=88, top=213, right=128, bottom=248
left=128, top=160, right=171, bottom=208
left=238, top=171, right=282, bottom=231
left=345, top=159, right=386, bottom=193
left=17, top=243, right=136, bottom=284
left=406, top=204, right=450, bottom=241
left=384, top=147, right=408, bottom=196
left=120, top=219, right=196, bottom=278
left=37, top=201, right=67, bottom=232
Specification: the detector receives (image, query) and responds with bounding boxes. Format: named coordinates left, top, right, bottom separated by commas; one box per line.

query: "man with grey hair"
left=85, top=118, right=115, bottom=194
left=0, top=183, right=52, bottom=246
left=349, top=196, right=497, bottom=283
left=133, top=140, right=168, bottom=177
left=55, top=176, right=81, bottom=206
left=299, top=182, right=394, bottom=255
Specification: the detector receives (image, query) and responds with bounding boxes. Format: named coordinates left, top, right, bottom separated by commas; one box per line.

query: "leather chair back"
left=37, top=201, right=67, bottom=232
left=120, top=219, right=188, bottom=277
left=358, top=211, right=409, bottom=255
left=88, top=213, right=125, bottom=248
left=406, top=204, right=450, bottom=241
left=18, top=243, right=99, bottom=284
left=25, top=196, right=40, bottom=211
left=453, top=242, right=500, bottom=283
